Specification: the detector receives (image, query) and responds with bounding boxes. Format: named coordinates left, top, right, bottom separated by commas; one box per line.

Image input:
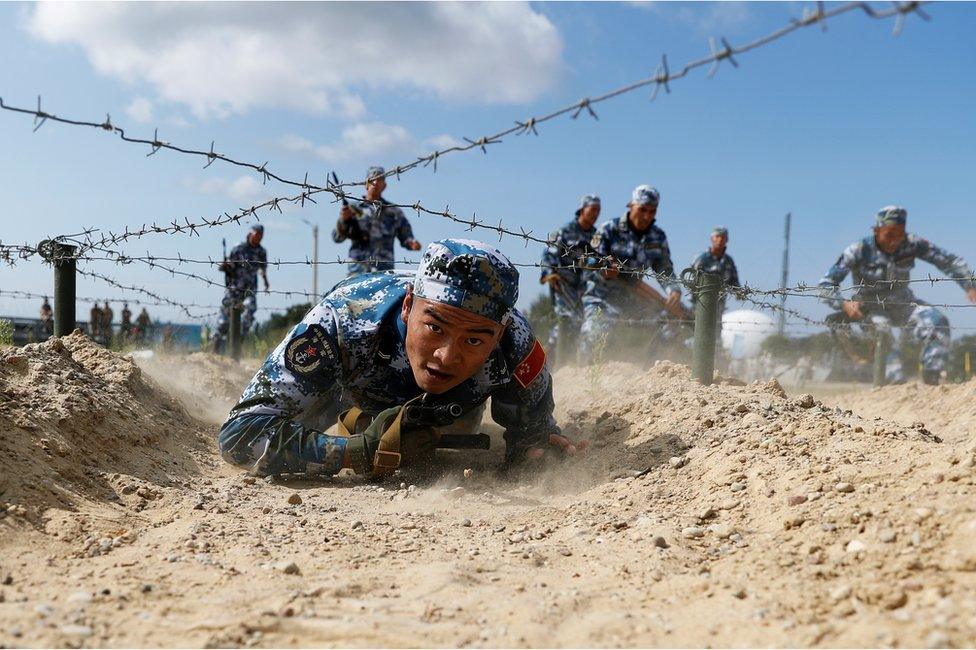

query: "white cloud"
left=124, top=96, right=154, bottom=123
left=278, top=123, right=462, bottom=164
left=26, top=2, right=564, bottom=120
left=422, top=134, right=467, bottom=151
left=183, top=174, right=271, bottom=205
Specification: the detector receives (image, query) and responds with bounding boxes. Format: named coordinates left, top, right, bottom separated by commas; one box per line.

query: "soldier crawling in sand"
left=218, top=239, right=585, bottom=478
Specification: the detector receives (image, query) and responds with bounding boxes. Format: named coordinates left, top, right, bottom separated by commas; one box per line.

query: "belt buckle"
left=373, top=450, right=402, bottom=473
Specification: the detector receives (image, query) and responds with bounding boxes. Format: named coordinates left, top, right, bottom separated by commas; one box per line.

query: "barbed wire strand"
left=0, top=2, right=931, bottom=260
left=0, top=2, right=930, bottom=198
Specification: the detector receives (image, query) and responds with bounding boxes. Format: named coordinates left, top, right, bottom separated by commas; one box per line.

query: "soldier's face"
left=710, top=233, right=728, bottom=252
left=578, top=204, right=600, bottom=230
left=248, top=231, right=264, bottom=246
left=875, top=224, right=906, bottom=253
left=628, top=203, right=657, bottom=231
left=366, top=176, right=387, bottom=200
left=401, top=292, right=504, bottom=394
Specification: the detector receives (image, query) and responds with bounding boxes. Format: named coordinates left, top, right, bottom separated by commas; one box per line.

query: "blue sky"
left=1, top=1, right=975, bottom=334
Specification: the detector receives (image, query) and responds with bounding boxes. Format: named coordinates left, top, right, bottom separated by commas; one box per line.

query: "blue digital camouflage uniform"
left=332, top=196, right=416, bottom=276
left=540, top=213, right=597, bottom=357
left=218, top=239, right=558, bottom=477
left=818, top=209, right=974, bottom=381
left=214, top=238, right=267, bottom=345
left=690, top=250, right=740, bottom=311
left=580, top=211, right=681, bottom=360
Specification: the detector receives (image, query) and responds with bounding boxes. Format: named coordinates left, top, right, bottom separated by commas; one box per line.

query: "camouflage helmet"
left=575, top=193, right=601, bottom=216
left=413, top=239, right=519, bottom=325
left=711, top=225, right=729, bottom=238
left=366, top=166, right=386, bottom=182
left=630, top=184, right=660, bottom=207
left=875, top=205, right=907, bottom=227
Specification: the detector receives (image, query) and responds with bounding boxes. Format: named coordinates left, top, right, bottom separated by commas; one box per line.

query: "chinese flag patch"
left=513, top=339, right=546, bottom=388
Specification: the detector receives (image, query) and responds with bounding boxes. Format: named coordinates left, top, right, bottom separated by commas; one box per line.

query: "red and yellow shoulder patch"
left=513, top=339, right=547, bottom=389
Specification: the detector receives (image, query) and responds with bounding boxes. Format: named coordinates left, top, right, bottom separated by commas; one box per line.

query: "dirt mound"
left=818, top=379, right=976, bottom=446
left=543, top=361, right=976, bottom=645
left=134, top=351, right=257, bottom=424
left=1, top=354, right=974, bottom=647
left=0, top=332, right=212, bottom=521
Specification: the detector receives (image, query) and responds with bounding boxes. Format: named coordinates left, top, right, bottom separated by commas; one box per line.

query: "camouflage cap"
left=366, top=166, right=385, bottom=181
left=631, top=184, right=660, bottom=207
left=575, top=193, right=601, bottom=216
left=413, top=239, right=519, bottom=325
left=712, top=225, right=729, bottom=237
left=250, top=223, right=265, bottom=234
left=876, top=205, right=907, bottom=227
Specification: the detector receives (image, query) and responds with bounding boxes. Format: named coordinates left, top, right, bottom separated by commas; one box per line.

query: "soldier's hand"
left=967, top=287, right=976, bottom=304
left=344, top=406, right=400, bottom=476
left=526, top=433, right=588, bottom=460
left=406, top=239, right=422, bottom=251
left=665, top=290, right=681, bottom=310
left=542, top=274, right=562, bottom=289
left=340, top=205, right=354, bottom=221
left=841, top=300, right=864, bottom=320
left=602, top=266, right=620, bottom=280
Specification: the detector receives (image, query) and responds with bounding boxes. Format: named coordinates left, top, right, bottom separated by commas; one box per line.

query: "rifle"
left=332, top=171, right=369, bottom=245
left=623, top=276, right=691, bottom=320
left=220, top=238, right=236, bottom=288
left=400, top=399, right=492, bottom=450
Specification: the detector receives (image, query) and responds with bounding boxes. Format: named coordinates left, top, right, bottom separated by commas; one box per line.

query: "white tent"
left=721, top=309, right=777, bottom=359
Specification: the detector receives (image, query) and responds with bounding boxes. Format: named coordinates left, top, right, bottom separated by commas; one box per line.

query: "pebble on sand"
left=287, top=493, right=303, bottom=506
left=59, top=625, right=93, bottom=638
left=274, top=561, right=301, bottom=575
left=845, top=539, right=866, bottom=553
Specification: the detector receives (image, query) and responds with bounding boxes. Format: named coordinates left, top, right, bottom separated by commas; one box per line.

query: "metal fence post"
left=39, top=240, right=77, bottom=337
left=229, top=300, right=242, bottom=361
left=690, top=270, right=723, bottom=385
left=873, top=330, right=889, bottom=388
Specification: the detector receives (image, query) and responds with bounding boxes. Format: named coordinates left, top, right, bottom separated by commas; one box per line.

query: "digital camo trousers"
left=214, top=290, right=258, bottom=344
left=886, top=304, right=951, bottom=381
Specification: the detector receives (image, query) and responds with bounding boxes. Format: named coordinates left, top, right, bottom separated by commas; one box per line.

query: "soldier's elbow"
left=217, top=416, right=269, bottom=475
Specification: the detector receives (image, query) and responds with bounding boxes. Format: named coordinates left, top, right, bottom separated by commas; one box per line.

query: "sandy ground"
left=1, top=333, right=975, bottom=648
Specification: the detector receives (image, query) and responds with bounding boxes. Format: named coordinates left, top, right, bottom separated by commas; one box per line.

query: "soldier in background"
left=818, top=205, right=976, bottom=384
left=333, top=165, right=421, bottom=276
left=101, top=301, right=114, bottom=347
left=690, top=226, right=741, bottom=350
left=119, top=303, right=132, bottom=343
left=540, top=194, right=600, bottom=366
left=579, top=185, right=682, bottom=363
left=89, top=303, right=102, bottom=341
left=213, top=224, right=270, bottom=352
left=135, top=307, right=152, bottom=345
left=39, top=298, right=53, bottom=336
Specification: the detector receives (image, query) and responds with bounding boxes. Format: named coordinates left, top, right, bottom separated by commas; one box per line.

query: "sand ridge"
left=0, top=339, right=974, bottom=647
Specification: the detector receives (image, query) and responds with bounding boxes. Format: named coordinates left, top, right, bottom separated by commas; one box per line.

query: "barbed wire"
left=75, top=268, right=223, bottom=320
left=0, top=1, right=931, bottom=200
left=0, top=287, right=217, bottom=311
left=0, top=2, right=932, bottom=261
left=20, top=237, right=976, bottom=320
